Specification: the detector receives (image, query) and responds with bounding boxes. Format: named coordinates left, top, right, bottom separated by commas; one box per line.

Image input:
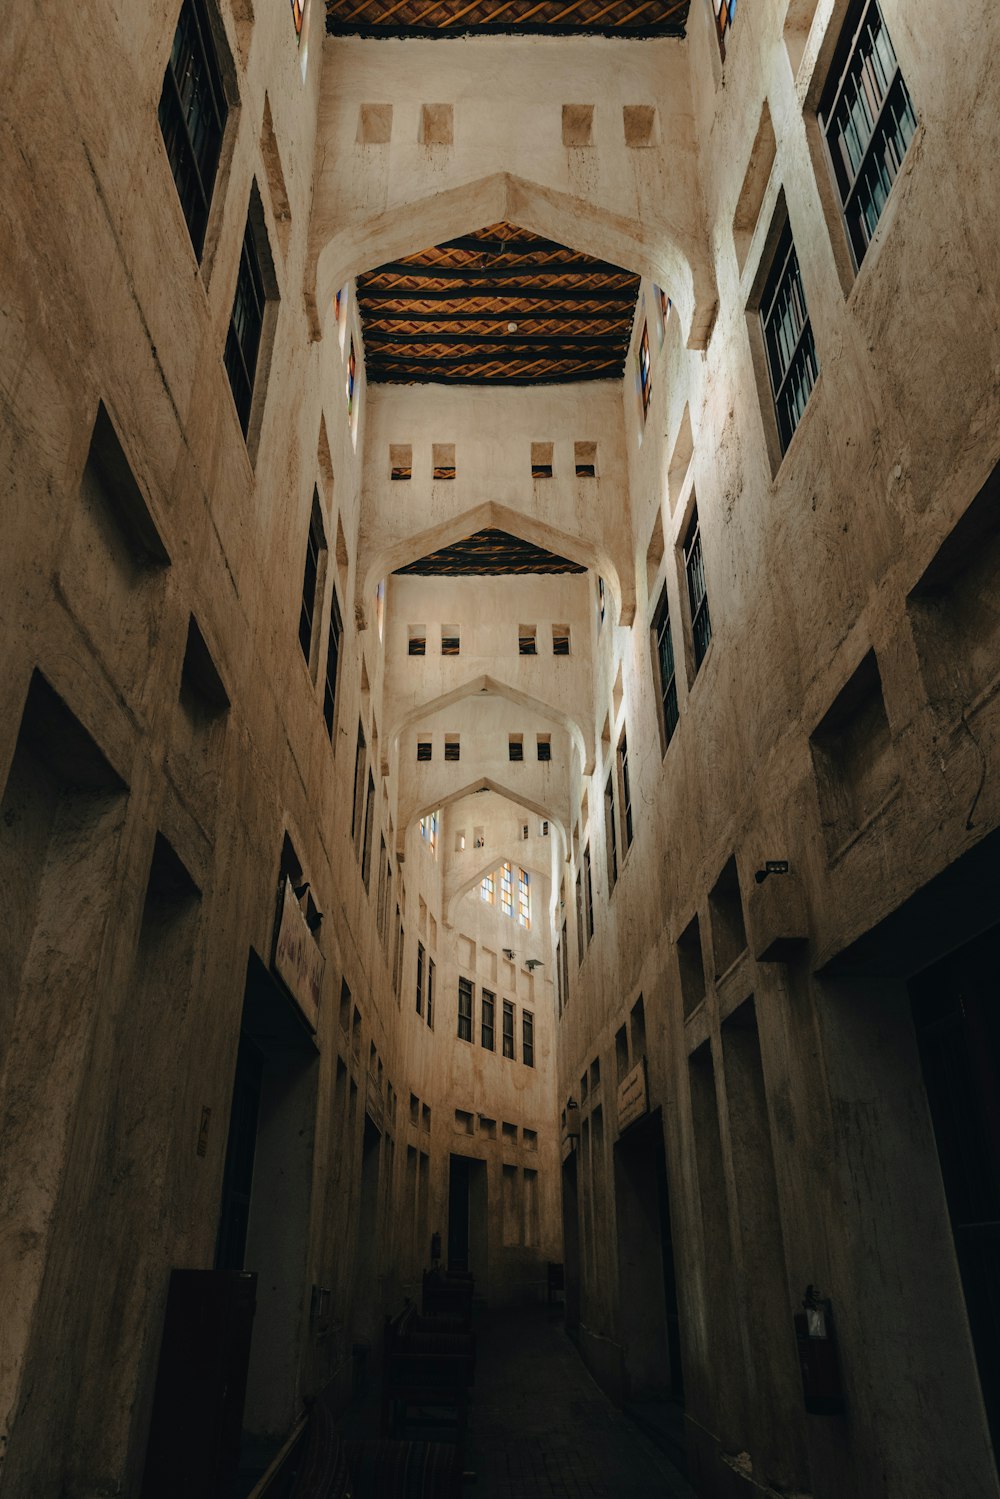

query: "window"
left=820, top=0, right=916, bottom=268
left=481, top=869, right=496, bottom=905
left=441, top=630, right=460, bottom=656
left=517, top=868, right=530, bottom=929
left=427, top=957, right=435, bottom=1028
left=376, top=836, right=388, bottom=936
left=224, top=192, right=271, bottom=438
left=502, top=999, right=515, bottom=1059
left=759, top=220, right=819, bottom=453
left=518, top=626, right=537, bottom=656
left=444, top=736, right=460, bottom=762
left=598, top=575, right=606, bottom=624
left=583, top=842, right=594, bottom=940
left=683, top=506, right=712, bottom=671
left=298, top=491, right=326, bottom=667
left=561, top=918, right=569, bottom=1008
left=500, top=862, right=514, bottom=918
left=416, top=741, right=432, bottom=761
left=575, top=872, right=585, bottom=966
left=419, top=811, right=438, bottom=852
left=158, top=0, right=228, bottom=260
left=361, top=772, right=375, bottom=888
left=521, top=823, right=530, bottom=841
left=323, top=588, right=343, bottom=739
left=537, top=736, right=551, bottom=762
left=416, top=941, right=425, bottom=1015
left=617, top=731, right=633, bottom=849
left=653, top=585, right=679, bottom=748
left=541, top=820, right=550, bottom=838
left=458, top=977, right=473, bottom=1041
left=291, top=0, right=304, bottom=36
left=714, top=0, right=737, bottom=57
left=653, top=284, right=671, bottom=342
left=604, top=771, right=618, bottom=890
left=522, top=1011, right=535, bottom=1067
left=508, top=735, right=524, bottom=762
left=482, top=990, right=496, bottom=1050
left=346, top=336, right=357, bottom=419
left=638, top=320, right=652, bottom=419
left=552, top=626, right=571, bottom=656
left=351, top=723, right=366, bottom=849
left=408, top=633, right=426, bottom=656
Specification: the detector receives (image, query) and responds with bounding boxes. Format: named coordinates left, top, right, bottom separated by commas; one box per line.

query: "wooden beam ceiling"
left=355, top=223, right=640, bottom=386
left=326, top=0, right=689, bottom=36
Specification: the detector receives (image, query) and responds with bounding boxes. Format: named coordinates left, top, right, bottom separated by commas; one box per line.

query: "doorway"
left=447, top=1154, right=488, bottom=1287
left=910, top=924, right=1000, bottom=1462
left=216, top=952, right=319, bottom=1450
left=613, top=1110, right=684, bottom=1402
left=561, top=1152, right=581, bottom=1332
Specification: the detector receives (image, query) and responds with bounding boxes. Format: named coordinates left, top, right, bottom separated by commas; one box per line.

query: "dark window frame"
left=298, top=490, right=326, bottom=667
left=224, top=195, right=271, bottom=438
left=158, top=0, right=229, bottom=260
left=458, top=976, right=474, bottom=1042
left=758, top=219, right=819, bottom=455
left=683, top=506, right=713, bottom=672
left=819, top=0, right=917, bottom=270
left=481, top=990, right=496, bottom=1050
left=653, top=584, right=679, bottom=747
left=502, top=999, right=515, bottom=1059
left=323, top=586, right=343, bottom=740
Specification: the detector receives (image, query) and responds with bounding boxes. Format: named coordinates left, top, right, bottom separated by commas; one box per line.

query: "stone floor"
left=463, top=1310, right=697, bottom=1499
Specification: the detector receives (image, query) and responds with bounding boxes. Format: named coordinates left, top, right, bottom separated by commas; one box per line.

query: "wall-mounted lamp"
left=754, top=860, right=790, bottom=885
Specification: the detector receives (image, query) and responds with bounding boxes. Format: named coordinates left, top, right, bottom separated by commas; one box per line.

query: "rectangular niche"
left=810, top=650, right=899, bottom=857
left=907, top=456, right=1000, bottom=718
left=531, top=442, right=553, bottom=478
left=733, top=102, right=777, bottom=276
left=709, top=855, right=747, bottom=979
left=390, top=444, right=412, bottom=480
left=358, top=103, right=392, bottom=144
left=623, top=105, right=660, bottom=148
left=562, top=104, right=594, bottom=147
left=432, top=444, right=456, bottom=480
left=575, top=441, right=597, bottom=478
left=678, top=914, right=706, bottom=1018
left=420, top=103, right=454, bottom=145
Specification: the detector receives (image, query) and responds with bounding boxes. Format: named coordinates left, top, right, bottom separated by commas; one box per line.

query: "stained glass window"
left=347, top=336, right=357, bottom=418
left=638, top=320, right=652, bottom=419
left=481, top=872, right=495, bottom=905
left=517, top=868, right=531, bottom=929
left=500, top=862, right=514, bottom=918
left=714, top=0, right=737, bottom=58
left=291, top=0, right=303, bottom=36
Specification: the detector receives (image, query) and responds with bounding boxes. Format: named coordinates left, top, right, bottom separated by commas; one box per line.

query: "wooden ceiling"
left=395, top=528, right=586, bottom=574
left=326, top=0, right=688, bottom=36
left=356, top=223, right=640, bottom=385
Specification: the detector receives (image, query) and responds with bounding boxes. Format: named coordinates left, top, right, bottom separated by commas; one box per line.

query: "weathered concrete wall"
left=2, top=0, right=1000, bottom=1494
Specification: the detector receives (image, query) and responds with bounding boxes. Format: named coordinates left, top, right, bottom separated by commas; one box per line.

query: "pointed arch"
left=400, top=776, right=566, bottom=860
left=387, top=673, right=593, bottom=779
left=310, top=172, right=717, bottom=355
left=446, top=851, right=553, bottom=930
left=360, top=500, right=626, bottom=637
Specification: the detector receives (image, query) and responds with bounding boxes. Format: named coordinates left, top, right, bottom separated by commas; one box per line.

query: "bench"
left=381, top=1302, right=475, bottom=1441
left=289, top=1394, right=463, bottom=1499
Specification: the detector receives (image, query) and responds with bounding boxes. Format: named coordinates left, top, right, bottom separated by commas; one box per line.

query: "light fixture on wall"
left=525, top=958, right=543, bottom=971
left=754, top=860, right=789, bottom=885
left=502, top=947, right=516, bottom=960
left=507, top=321, right=518, bottom=333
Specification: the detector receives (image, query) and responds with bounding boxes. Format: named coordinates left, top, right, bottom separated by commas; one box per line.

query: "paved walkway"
left=465, top=1310, right=697, bottom=1499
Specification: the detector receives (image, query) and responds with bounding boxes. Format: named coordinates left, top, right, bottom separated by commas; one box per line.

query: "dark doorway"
left=448, top=1154, right=470, bottom=1271
left=613, top=1110, right=684, bottom=1402
left=561, top=1151, right=581, bottom=1332
left=354, top=1113, right=383, bottom=1333
left=216, top=952, right=319, bottom=1454
left=911, top=925, right=1000, bottom=1460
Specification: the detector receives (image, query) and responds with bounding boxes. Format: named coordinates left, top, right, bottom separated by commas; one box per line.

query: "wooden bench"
left=380, top=1302, right=475, bottom=1442
left=288, top=1394, right=464, bottom=1499
left=421, top=1269, right=474, bottom=1324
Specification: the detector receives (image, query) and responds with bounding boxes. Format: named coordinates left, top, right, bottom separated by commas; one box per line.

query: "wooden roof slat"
left=355, top=219, right=640, bottom=385
left=327, top=0, right=688, bottom=32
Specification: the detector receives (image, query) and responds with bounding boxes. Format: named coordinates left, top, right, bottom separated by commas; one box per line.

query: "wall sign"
left=617, top=1057, right=648, bottom=1133
left=273, top=876, right=324, bottom=1031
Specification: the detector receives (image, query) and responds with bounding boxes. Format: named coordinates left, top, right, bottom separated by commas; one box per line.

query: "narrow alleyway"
left=464, top=1310, right=695, bottom=1499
